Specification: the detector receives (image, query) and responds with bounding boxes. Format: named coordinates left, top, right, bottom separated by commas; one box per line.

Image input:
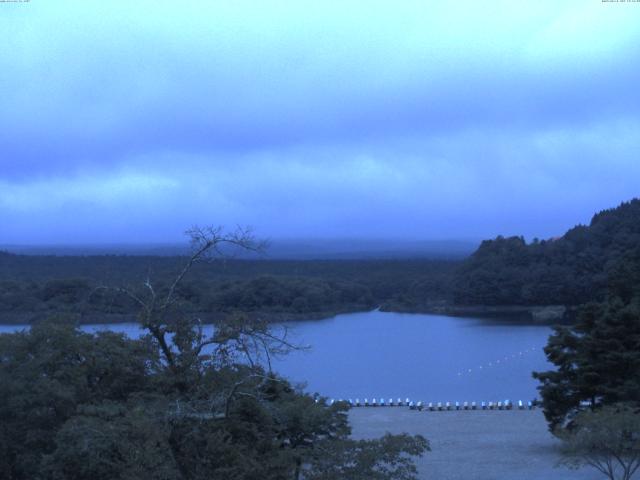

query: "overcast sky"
left=1, top=1, right=639, bottom=245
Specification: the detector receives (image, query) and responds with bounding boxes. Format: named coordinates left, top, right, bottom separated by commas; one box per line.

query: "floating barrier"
left=343, top=396, right=536, bottom=411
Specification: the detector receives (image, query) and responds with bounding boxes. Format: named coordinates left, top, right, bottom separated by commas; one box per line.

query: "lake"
left=0, top=310, right=552, bottom=404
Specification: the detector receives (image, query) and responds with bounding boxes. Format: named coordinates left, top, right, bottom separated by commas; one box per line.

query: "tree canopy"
left=533, top=297, right=640, bottom=431
left=558, top=404, right=640, bottom=480
left=454, top=199, right=640, bottom=306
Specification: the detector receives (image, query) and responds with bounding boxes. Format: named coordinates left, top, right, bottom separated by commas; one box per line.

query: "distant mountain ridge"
left=453, top=199, right=640, bottom=306
left=1, top=238, right=478, bottom=260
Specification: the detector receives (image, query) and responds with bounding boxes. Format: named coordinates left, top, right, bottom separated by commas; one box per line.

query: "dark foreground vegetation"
left=0, top=320, right=427, bottom=480
left=533, top=291, right=640, bottom=479
left=0, top=229, right=428, bottom=480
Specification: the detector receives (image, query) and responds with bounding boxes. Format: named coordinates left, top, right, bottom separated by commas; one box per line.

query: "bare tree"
left=109, top=226, right=299, bottom=394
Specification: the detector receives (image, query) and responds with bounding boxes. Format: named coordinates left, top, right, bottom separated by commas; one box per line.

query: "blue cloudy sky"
left=1, top=1, right=640, bottom=245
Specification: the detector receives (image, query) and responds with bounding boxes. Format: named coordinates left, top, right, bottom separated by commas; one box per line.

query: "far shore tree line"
left=2, top=201, right=639, bottom=325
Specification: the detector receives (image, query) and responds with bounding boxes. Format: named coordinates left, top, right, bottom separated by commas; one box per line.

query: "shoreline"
left=0, top=304, right=574, bottom=326
left=381, top=303, right=576, bottom=324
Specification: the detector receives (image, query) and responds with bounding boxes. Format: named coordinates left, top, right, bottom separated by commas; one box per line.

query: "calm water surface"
left=0, top=310, right=552, bottom=403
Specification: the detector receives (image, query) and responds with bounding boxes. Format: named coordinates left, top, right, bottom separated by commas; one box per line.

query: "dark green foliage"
left=454, top=199, right=640, bottom=306
left=0, top=320, right=428, bottom=480
left=42, top=404, right=179, bottom=480
left=0, top=255, right=456, bottom=323
left=209, top=276, right=374, bottom=313
left=533, top=297, right=640, bottom=431
left=557, top=404, right=640, bottom=480
left=0, top=320, right=157, bottom=479
left=304, top=433, right=429, bottom=480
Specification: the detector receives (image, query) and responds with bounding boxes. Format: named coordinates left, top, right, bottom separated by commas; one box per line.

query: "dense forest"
left=0, top=253, right=456, bottom=324
left=452, top=199, right=640, bottom=306
left=2, top=199, right=639, bottom=325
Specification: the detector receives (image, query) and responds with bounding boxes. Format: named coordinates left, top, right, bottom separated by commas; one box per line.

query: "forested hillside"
left=3, top=199, right=638, bottom=323
left=453, top=199, right=640, bottom=306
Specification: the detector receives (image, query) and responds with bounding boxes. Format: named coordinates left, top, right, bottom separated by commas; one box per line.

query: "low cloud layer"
left=2, top=1, right=639, bottom=245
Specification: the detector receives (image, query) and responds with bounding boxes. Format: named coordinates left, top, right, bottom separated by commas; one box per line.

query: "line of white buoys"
left=344, top=398, right=536, bottom=411
left=455, top=346, right=542, bottom=377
